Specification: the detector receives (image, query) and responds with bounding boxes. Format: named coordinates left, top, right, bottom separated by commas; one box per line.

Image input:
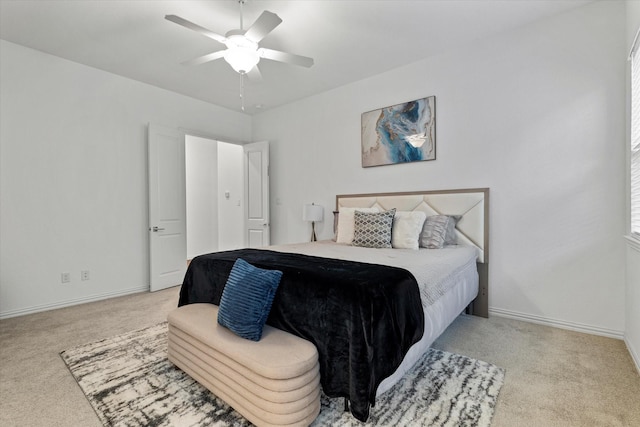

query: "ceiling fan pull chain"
left=240, top=72, right=245, bottom=112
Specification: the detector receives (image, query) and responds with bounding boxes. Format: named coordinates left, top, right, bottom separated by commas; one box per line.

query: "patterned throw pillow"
left=420, top=215, right=461, bottom=249
left=352, top=209, right=396, bottom=248
left=218, top=258, right=283, bottom=341
left=336, top=207, right=380, bottom=244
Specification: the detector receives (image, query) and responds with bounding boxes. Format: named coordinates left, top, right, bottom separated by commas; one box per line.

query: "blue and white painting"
left=361, top=96, right=435, bottom=167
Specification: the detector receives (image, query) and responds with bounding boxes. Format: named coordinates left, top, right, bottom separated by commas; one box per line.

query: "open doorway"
left=185, top=135, right=244, bottom=260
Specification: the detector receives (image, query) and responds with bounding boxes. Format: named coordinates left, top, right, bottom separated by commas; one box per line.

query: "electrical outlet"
left=61, top=272, right=71, bottom=283
left=81, top=270, right=90, bottom=281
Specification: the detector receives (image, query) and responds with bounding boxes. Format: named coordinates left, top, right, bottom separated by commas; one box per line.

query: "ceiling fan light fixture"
left=224, top=46, right=260, bottom=73
left=222, top=34, right=260, bottom=74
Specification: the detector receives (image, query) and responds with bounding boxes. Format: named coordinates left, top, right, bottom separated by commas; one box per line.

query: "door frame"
left=149, top=126, right=263, bottom=290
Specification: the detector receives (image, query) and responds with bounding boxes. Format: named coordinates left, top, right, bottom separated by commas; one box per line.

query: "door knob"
left=151, top=226, right=165, bottom=232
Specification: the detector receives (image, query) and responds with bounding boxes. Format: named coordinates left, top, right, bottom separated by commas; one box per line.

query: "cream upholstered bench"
left=167, top=303, right=321, bottom=427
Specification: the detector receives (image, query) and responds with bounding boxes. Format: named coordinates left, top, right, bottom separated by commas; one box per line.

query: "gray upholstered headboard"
left=335, top=188, right=489, bottom=318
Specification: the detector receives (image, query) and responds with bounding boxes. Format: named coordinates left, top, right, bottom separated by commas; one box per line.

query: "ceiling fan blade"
left=246, top=65, right=263, bottom=82
left=259, top=48, right=314, bottom=68
left=243, top=11, right=282, bottom=43
left=181, top=50, right=226, bottom=66
left=165, top=15, right=227, bottom=44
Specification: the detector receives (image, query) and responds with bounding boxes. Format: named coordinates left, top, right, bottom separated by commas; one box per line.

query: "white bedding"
left=268, top=241, right=477, bottom=308
left=266, top=240, right=479, bottom=396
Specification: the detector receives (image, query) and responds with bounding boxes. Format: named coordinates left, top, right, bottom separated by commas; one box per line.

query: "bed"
left=178, top=188, right=489, bottom=422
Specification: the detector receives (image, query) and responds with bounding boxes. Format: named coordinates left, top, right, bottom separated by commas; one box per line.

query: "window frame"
left=630, top=27, right=640, bottom=239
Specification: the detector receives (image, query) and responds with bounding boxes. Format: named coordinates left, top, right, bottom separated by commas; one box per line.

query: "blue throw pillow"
left=217, top=258, right=283, bottom=341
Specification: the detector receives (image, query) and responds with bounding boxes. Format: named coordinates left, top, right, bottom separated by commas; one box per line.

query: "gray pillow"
left=420, top=215, right=461, bottom=249
left=444, top=215, right=462, bottom=245
left=352, top=209, right=396, bottom=248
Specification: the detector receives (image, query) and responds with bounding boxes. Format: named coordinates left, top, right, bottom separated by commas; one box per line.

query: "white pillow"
left=336, top=207, right=379, bottom=244
left=392, top=211, right=427, bottom=250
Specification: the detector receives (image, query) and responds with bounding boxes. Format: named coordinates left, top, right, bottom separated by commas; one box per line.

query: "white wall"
left=186, top=135, right=219, bottom=259
left=625, top=0, right=640, bottom=372
left=253, top=1, right=627, bottom=336
left=0, top=40, right=251, bottom=318
left=217, top=142, right=245, bottom=250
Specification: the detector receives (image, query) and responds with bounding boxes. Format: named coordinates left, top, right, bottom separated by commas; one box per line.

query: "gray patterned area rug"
left=60, top=322, right=505, bottom=427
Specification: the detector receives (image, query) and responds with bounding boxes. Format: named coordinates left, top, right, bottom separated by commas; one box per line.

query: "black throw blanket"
left=178, top=249, right=425, bottom=421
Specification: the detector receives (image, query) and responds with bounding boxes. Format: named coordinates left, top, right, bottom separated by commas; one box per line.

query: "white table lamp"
left=303, top=203, right=323, bottom=242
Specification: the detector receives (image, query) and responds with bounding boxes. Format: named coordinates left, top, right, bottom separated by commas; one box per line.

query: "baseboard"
left=0, top=285, right=149, bottom=320
left=489, top=307, right=624, bottom=340
left=624, top=336, right=640, bottom=375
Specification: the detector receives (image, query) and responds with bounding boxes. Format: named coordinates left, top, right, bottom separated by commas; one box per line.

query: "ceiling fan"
left=166, top=0, right=314, bottom=82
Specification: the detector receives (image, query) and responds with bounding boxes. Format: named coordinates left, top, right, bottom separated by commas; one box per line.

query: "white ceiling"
left=0, top=0, right=595, bottom=114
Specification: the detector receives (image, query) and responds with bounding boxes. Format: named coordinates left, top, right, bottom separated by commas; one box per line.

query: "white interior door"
left=244, top=141, right=270, bottom=247
left=148, top=123, right=187, bottom=291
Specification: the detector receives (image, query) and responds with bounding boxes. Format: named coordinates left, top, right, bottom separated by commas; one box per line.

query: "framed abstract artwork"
left=361, top=96, right=436, bottom=167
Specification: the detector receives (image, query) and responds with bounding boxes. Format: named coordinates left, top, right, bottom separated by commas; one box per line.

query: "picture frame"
left=361, top=96, right=436, bottom=167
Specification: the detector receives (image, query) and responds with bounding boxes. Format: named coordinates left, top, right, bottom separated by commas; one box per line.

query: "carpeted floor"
left=60, top=322, right=504, bottom=426
left=1, top=285, right=639, bottom=426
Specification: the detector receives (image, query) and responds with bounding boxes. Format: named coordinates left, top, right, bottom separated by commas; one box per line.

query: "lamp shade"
left=303, top=204, right=323, bottom=222
left=224, top=46, right=260, bottom=73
